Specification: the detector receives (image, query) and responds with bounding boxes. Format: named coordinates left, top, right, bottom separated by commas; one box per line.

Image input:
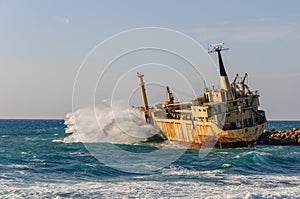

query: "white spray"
left=64, top=101, right=160, bottom=144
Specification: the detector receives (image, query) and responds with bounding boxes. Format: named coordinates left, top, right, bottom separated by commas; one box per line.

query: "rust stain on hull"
left=155, top=119, right=265, bottom=148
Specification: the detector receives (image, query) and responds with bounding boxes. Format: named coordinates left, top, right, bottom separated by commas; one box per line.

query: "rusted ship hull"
left=153, top=117, right=266, bottom=148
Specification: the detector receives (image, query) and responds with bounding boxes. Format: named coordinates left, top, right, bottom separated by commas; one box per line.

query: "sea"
left=0, top=119, right=299, bottom=198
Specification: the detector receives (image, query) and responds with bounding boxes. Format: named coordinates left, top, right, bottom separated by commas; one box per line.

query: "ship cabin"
left=158, top=78, right=265, bottom=132
left=190, top=83, right=266, bottom=131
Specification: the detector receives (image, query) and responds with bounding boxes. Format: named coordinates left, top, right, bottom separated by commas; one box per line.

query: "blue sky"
left=0, top=0, right=299, bottom=119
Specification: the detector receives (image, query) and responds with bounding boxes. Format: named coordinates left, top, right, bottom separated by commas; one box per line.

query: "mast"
left=137, top=72, right=149, bottom=123
left=165, top=86, right=174, bottom=105
left=209, top=43, right=233, bottom=100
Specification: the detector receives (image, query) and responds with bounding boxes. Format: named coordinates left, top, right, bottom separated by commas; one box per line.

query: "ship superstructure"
left=137, top=43, right=266, bottom=148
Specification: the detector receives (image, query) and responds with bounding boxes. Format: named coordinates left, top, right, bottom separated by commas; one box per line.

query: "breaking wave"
left=64, top=101, right=161, bottom=144
left=1, top=168, right=299, bottom=198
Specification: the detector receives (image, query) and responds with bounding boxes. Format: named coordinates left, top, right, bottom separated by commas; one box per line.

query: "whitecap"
left=1, top=174, right=299, bottom=198
left=52, top=139, right=64, bottom=143
left=221, top=163, right=231, bottom=168
left=7, top=164, right=29, bottom=169
left=218, top=151, right=229, bottom=155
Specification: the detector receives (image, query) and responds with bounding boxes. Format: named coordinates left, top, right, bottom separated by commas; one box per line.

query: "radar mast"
left=209, top=43, right=233, bottom=100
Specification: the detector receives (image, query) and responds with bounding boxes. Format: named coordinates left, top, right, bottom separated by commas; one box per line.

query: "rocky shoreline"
left=258, top=128, right=300, bottom=145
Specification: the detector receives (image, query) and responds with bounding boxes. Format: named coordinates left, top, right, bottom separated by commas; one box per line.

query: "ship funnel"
left=209, top=43, right=233, bottom=99
left=137, top=72, right=150, bottom=123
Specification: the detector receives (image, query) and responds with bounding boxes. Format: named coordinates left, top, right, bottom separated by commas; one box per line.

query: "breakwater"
left=258, top=128, right=300, bottom=145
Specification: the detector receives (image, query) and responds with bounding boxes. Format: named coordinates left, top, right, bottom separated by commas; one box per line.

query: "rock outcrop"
left=258, top=128, right=300, bottom=145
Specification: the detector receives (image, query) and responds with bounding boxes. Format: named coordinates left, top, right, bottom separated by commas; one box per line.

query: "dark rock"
left=291, top=135, right=296, bottom=140
left=258, top=127, right=300, bottom=145
left=142, top=134, right=166, bottom=143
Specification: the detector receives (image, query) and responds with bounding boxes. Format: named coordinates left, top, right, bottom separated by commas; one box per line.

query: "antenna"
left=137, top=72, right=144, bottom=78
left=208, top=43, right=229, bottom=53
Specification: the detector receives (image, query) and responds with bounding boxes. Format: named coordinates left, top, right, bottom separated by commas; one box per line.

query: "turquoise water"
left=0, top=120, right=299, bottom=198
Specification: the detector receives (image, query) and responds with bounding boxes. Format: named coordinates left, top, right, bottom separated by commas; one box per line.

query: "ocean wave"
left=52, top=139, right=64, bottom=143
left=63, top=102, right=161, bottom=144
left=0, top=173, right=299, bottom=199
left=6, top=164, right=30, bottom=169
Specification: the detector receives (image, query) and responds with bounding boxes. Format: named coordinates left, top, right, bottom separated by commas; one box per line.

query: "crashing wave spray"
left=64, top=101, right=161, bottom=144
